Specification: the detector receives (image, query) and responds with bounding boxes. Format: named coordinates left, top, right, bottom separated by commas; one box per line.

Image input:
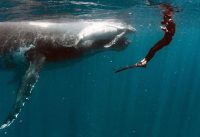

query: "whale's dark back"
left=0, top=22, right=77, bottom=58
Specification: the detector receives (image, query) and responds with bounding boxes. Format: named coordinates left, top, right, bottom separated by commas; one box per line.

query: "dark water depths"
left=0, top=0, right=200, bottom=137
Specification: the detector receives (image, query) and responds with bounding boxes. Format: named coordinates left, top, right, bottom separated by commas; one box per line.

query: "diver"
left=115, top=4, right=176, bottom=73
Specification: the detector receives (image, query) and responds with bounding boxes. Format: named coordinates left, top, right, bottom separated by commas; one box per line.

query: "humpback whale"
left=0, top=18, right=135, bottom=129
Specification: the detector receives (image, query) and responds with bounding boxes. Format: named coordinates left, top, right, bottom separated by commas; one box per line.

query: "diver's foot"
left=134, top=59, right=147, bottom=68
left=134, top=62, right=147, bottom=68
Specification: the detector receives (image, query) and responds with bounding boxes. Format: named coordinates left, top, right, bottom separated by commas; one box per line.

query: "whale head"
left=76, top=20, right=135, bottom=51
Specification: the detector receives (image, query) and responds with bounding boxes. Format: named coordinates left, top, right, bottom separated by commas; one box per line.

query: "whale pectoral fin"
left=0, top=54, right=45, bottom=129
left=104, top=31, right=126, bottom=48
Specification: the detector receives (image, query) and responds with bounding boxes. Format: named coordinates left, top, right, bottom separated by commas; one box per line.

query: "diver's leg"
left=135, top=36, right=172, bottom=67
left=145, top=40, right=165, bottom=61
left=115, top=39, right=167, bottom=72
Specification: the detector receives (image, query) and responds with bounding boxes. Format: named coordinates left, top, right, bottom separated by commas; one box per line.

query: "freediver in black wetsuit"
left=116, top=3, right=176, bottom=73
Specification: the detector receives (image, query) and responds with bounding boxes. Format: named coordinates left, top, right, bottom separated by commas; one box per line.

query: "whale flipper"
left=104, top=31, right=126, bottom=48
left=0, top=54, right=45, bottom=129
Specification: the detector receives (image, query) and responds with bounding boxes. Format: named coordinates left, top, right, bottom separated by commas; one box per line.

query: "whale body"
left=0, top=18, right=135, bottom=129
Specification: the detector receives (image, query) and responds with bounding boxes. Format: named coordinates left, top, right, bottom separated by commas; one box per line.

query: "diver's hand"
left=160, top=26, right=167, bottom=31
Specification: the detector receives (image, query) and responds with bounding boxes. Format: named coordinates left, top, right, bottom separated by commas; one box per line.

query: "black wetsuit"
left=145, top=16, right=176, bottom=62
left=115, top=4, right=176, bottom=73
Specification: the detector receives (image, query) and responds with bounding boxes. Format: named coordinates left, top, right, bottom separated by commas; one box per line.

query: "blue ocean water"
left=0, top=0, right=200, bottom=137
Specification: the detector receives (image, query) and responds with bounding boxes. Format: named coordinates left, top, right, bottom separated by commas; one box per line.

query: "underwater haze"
left=0, top=0, right=200, bottom=137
